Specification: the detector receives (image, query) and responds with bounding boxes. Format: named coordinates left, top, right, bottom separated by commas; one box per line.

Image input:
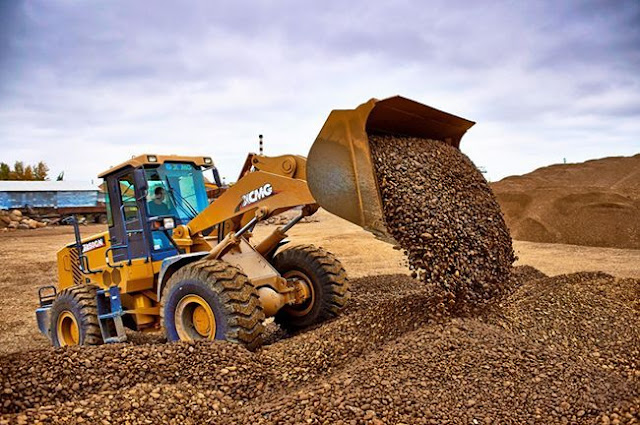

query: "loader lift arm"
left=174, top=153, right=317, bottom=253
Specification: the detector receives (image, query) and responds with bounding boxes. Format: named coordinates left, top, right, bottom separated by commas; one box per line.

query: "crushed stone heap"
left=369, top=134, right=516, bottom=309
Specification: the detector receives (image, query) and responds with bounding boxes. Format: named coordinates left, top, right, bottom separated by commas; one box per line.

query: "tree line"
left=0, top=161, right=49, bottom=180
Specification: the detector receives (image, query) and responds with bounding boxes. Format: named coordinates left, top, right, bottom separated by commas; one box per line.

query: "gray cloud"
left=0, top=0, right=638, bottom=183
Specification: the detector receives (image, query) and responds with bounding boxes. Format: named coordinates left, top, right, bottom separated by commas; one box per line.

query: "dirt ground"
left=0, top=209, right=638, bottom=357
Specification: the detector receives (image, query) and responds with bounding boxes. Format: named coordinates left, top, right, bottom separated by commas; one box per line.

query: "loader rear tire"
left=49, top=285, right=103, bottom=347
left=273, top=244, right=350, bottom=331
left=161, top=260, right=265, bottom=350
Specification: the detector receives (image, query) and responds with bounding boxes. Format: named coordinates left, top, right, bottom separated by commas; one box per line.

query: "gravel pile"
left=369, top=134, right=516, bottom=310
left=0, top=274, right=445, bottom=423
left=510, top=264, right=548, bottom=283
left=1, top=267, right=638, bottom=424
left=493, top=272, right=640, bottom=377
left=234, top=319, right=638, bottom=425
left=0, top=342, right=270, bottom=415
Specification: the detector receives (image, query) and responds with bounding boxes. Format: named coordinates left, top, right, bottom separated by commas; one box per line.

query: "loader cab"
left=98, top=155, right=213, bottom=263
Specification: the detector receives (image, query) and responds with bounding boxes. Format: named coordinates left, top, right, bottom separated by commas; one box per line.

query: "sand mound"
left=493, top=154, right=640, bottom=249
left=1, top=267, right=638, bottom=424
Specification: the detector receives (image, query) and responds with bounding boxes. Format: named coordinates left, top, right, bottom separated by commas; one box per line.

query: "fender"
left=157, top=252, right=209, bottom=301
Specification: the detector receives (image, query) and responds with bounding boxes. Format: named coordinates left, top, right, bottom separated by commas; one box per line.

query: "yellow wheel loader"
left=35, top=96, right=474, bottom=349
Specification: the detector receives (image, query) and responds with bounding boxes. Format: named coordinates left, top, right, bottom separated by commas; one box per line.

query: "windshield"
left=145, top=163, right=208, bottom=223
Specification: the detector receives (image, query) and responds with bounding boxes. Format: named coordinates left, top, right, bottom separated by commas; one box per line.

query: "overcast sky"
left=1, top=0, right=638, bottom=183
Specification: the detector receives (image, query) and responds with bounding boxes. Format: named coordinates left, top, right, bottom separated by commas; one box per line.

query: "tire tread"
left=161, top=260, right=265, bottom=350
left=273, top=244, right=350, bottom=331
left=51, top=284, right=103, bottom=346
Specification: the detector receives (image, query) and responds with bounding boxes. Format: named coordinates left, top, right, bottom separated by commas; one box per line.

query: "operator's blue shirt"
left=148, top=201, right=171, bottom=217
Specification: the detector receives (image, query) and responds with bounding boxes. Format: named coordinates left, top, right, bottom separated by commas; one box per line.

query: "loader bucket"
left=306, top=96, right=475, bottom=243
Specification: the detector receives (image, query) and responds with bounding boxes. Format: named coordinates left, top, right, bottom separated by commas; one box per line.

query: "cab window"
left=144, top=163, right=207, bottom=223
left=145, top=171, right=177, bottom=217
left=118, top=175, right=139, bottom=222
left=105, top=190, right=113, bottom=227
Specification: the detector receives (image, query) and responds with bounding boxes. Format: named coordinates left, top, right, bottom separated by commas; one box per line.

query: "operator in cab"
left=148, top=186, right=172, bottom=217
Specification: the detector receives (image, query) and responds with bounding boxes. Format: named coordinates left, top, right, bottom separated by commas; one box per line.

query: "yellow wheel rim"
left=175, top=294, right=216, bottom=340
left=192, top=305, right=211, bottom=336
left=57, top=311, right=80, bottom=346
left=283, top=270, right=315, bottom=317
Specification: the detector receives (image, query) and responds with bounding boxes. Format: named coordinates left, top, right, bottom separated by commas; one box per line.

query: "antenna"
left=259, top=134, right=263, bottom=155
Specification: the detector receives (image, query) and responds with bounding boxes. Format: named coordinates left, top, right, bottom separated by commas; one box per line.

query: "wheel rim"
left=175, top=294, right=216, bottom=340
left=57, top=311, right=80, bottom=346
left=283, top=270, right=315, bottom=317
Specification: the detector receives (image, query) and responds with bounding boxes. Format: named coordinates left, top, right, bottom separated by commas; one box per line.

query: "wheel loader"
left=35, top=96, right=474, bottom=349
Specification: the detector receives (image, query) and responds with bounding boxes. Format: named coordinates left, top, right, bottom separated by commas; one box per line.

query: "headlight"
left=163, top=218, right=175, bottom=229
left=147, top=155, right=158, bottom=163
left=204, top=157, right=213, bottom=165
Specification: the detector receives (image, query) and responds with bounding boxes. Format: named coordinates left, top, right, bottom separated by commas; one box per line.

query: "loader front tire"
left=273, top=244, right=350, bottom=331
left=49, top=285, right=103, bottom=347
left=161, top=260, right=265, bottom=350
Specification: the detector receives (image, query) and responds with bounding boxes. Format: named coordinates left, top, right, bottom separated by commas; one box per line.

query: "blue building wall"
left=0, top=191, right=99, bottom=209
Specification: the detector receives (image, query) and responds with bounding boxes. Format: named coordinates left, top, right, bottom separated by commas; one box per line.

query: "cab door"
left=107, top=170, right=150, bottom=263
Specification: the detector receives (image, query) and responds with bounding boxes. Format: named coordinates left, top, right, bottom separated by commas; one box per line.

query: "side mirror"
left=212, top=167, right=223, bottom=187
left=133, top=168, right=148, bottom=200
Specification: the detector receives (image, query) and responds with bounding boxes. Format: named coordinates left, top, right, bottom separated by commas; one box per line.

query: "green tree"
left=34, top=161, right=49, bottom=180
left=0, top=160, right=50, bottom=180
left=12, top=161, right=24, bottom=180
left=0, top=163, right=9, bottom=180
left=24, top=165, right=34, bottom=180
